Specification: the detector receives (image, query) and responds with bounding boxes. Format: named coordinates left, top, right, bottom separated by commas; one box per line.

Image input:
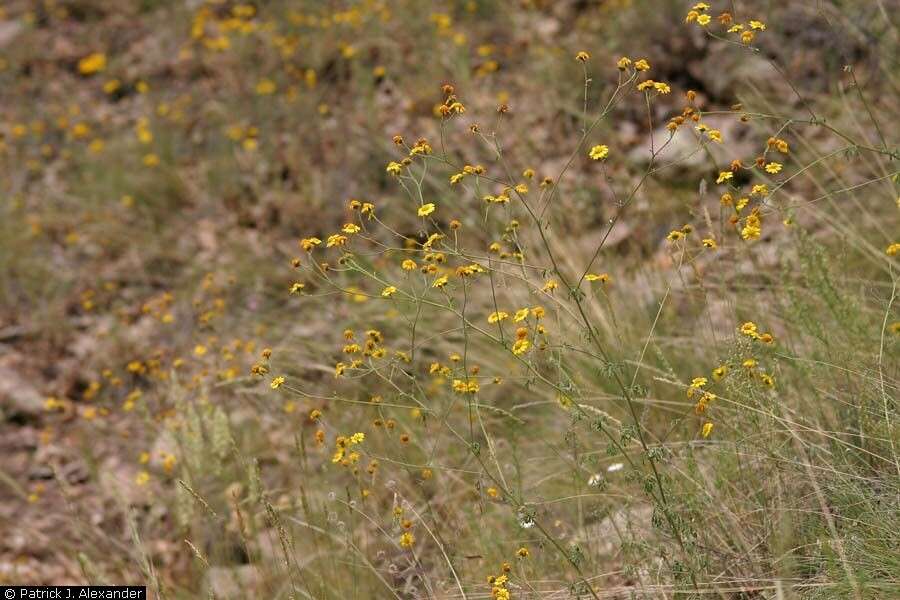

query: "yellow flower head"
left=255, top=78, right=276, bottom=95
left=326, top=234, right=347, bottom=247
left=418, top=203, right=436, bottom=217
left=585, top=273, right=610, bottom=283
left=300, top=237, right=322, bottom=251
left=589, top=144, right=609, bottom=160
left=78, top=53, right=107, bottom=75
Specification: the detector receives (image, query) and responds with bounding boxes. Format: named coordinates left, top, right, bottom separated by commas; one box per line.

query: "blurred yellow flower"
left=255, top=78, right=276, bottom=95
left=488, top=311, right=508, bottom=323
left=78, top=53, right=106, bottom=75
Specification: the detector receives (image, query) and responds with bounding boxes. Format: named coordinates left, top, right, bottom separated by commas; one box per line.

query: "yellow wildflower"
left=326, top=234, right=347, bottom=247
left=589, top=144, right=609, bottom=160
left=78, top=53, right=107, bottom=75
left=512, top=339, right=530, bottom=355
left=488, top=311, right=509, bottom=323
left=255, top=78, right=276, bottom=95
left=300, top=237, right=322, bottom=251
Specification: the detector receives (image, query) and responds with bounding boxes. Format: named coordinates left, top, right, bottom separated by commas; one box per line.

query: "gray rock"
left=205, top=565, right=261, bottom=598
left=0, top=20, right=23, bottom=49
left=0, top=365, right=45, bottom=419
left=628, top=114, right=756, bottom=174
